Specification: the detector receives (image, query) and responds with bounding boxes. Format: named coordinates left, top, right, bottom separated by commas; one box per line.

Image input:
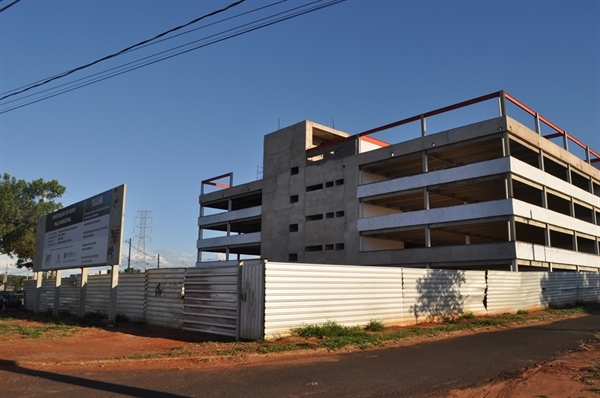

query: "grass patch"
left=291, top=321, right=364, bottom=339
left=216, top=349, right=239, bottom=357
left=585, top=362, right=600, bottom=381
left=364, top=319, right=385, bottom=332
left=128, top=353, right=161, bottom=360
left=0, top=321, right=81, bottom=340
left=256, top=343, right=310, bottom=354
left=460, top=312, right=476, bottom=320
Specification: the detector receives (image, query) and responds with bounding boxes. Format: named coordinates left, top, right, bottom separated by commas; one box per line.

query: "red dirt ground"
left=1, top=312, right=599, bottom=397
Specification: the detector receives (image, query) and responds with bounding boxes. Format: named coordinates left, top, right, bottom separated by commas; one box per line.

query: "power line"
left=0, top=0, right=345, bottom=114
left=0, top=0, right=246, bottom=102
left=2, top=0, right=286, bottom=97
left=0, top=0, right=20, bottom=14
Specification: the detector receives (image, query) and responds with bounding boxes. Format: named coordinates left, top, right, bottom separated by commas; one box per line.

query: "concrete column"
left=422, top=151, right=428, bottom=173
left=586, top=147, right=591, bottom=165
left=34, top=271, right=42, bottom=314
left=53, top=270, right=62, bottom=316
left=510, top=259, right=518, bottom=272
left=569, top=198, right=575, bottom=217
left=420, top=114, right=427, bottom=137
left=425, top=225, right=431, bottom=248
left=423, top=188, right=430, bottom=210
left=79, top=268, right=88, bottom=317
left=505, top=174, right=514, bottom=199
left=502, top=132, right=510, bottom=157
left=535, top=113, right=542, bottom=135
left=107, top=265, right=119, bottom=324
left=541, top=186, right=548, bottom=210
left=498, top=92, right=507, bottom=117
left=508, top=216, right=516, bottom=242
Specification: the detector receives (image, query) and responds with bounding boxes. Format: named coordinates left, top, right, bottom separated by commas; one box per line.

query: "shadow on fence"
left=411, top=269, right=467, bottom=322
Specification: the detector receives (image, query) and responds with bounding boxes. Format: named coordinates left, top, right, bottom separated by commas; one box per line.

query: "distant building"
left=197, top=91, right=600, bottom=272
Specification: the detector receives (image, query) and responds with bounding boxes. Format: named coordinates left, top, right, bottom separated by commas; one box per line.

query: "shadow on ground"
left=0, top=308, right=234, bottom=343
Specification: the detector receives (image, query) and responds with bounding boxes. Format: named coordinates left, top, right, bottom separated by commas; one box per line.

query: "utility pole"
left=3, top=259, right=8, bottom=291
left=127, top=238, right=132, bottom=271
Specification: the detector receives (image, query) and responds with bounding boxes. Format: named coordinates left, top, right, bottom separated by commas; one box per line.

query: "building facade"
left=197, top=91, right=600, bottom=272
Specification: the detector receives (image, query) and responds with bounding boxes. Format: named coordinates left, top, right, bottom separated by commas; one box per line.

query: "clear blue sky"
left=1, top=0, right=599, bottom=274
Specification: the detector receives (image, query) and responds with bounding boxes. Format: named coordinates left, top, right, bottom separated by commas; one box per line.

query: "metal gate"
left=183, top=265, right=239, bottom=338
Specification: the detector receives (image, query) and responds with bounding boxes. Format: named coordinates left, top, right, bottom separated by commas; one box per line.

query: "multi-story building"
left=197, top=91, right=600, bottom=272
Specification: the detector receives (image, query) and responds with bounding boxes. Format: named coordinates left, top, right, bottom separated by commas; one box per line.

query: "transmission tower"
left=133, top=210, right=152, bottom=268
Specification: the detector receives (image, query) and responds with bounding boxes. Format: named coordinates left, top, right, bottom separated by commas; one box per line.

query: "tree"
left=0, top=173, right=65, bottom=268
left=120, top=267, right=143, bottom=274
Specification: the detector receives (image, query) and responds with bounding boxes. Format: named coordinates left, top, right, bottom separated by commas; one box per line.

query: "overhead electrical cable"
left=0, top=0, right=345, bottom=114
left=0, top=0, right=246, bottom=101
left=0, top=0, right=20, bottom=14
left=2, top=0, right=286, bottom=97
left=0, top=0, right=292, bottom=105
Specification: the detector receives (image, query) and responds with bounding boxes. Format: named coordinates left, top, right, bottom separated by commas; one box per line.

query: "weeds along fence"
left=22, top=263, right=600, bottom=340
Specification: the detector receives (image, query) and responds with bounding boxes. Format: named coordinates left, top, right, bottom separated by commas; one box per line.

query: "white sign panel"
left=35, top=185, right=126, bottom=271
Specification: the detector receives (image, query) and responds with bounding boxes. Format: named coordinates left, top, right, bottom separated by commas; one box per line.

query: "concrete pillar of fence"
left=510, top=260, right=518, bottom=272
left=34, top=271, right=42, bottom=314
left=79, top=268, right=88, bottom=318
left=53, top=270, right=62, bottom=316
left=108, top=264, right=119, bottom=324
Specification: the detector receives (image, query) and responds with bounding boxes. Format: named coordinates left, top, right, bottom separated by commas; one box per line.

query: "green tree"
left=121, top=267, right=143, bottom=273
left=0, top=173, right=65, bottom=268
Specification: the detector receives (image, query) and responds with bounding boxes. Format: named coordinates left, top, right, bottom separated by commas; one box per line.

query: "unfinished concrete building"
left=197, top=91, right=600, bottom=272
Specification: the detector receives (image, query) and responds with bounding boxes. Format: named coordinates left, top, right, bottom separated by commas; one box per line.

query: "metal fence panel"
left=462, top=270, right=487, bottom=316
left=577, top=272, right=600, bottom=302
left=146, top=268, right=185, bottom=328
left=240, top=261, right=265, bottom=340
left=39, top=279, right=55, bottom=313
left=401, top=268, right=428, bottom=323
left=59, top=277, right=79, bottom=313
left=520, top=272, right=544, bottom=311
left=541, top=272, right=580, bottom=307
left=264, top=262, right=404, bottom=338
left=117, top=272, right=146, bottom=321
left=23, top=280, right=36, bottom=311
left=183, top=265, right=238, bottom=338
left=85, top=274, right=111, bottom=314
left=403, top=269, right=485, bottom=324
left=486, top=271, right=523, bottom=314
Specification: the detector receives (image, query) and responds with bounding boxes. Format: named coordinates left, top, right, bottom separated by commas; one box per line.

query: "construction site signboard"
left=33, top=185, right=126, bottom=271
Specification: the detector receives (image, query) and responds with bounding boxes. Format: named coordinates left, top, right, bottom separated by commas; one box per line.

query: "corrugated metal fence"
left=183, top=265, right=239, bottom=338
left=264, top=262, right=403, bottom=337
left=146, top=268, right=185, bottom=328
left=22, top=263, right=600, bottom=341
left=261, top=264, right=598, bottom=339
left=22, top=268, right=184, bottom=328
left=116, top=273, right=146, bottom=322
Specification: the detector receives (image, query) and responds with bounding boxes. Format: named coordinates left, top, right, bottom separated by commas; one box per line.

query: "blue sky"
left=1, top=0, right=599, bottom=275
